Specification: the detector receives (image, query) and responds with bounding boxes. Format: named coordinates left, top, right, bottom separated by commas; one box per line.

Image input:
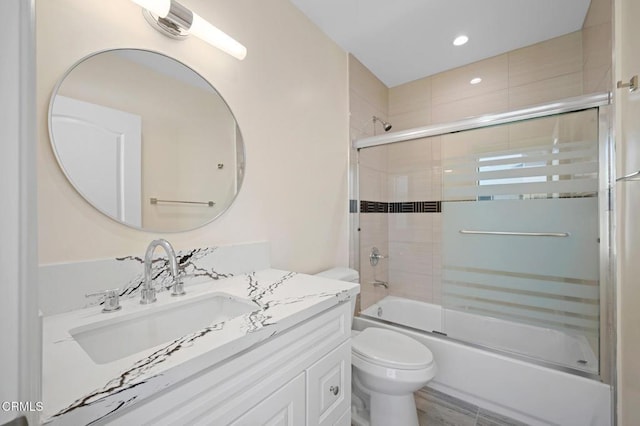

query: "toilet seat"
left=351, top=350, right=437, bottom=386
left=352, top=328, right=434, bottom=370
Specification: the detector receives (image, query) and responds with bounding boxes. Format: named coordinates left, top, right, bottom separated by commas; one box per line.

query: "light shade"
left=131, top=0, right=247, bottom=60
left=190, top=13, right=247, bottom=60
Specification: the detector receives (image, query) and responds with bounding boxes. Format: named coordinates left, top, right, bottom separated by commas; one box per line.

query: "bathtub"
left=361, top=296, right=598, bottom=373
left=353, top=296, right=612, bottom=426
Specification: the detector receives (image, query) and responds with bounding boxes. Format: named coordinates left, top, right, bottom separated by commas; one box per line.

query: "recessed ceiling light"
left=470, top=77, right=482, bottom=85
left=453, top=35, right=469, bottom=46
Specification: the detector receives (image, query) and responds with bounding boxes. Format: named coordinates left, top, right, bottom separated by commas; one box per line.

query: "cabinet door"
left=230, top=373, right=305, bottom=426
left=307, top=340, right=351, bottom=426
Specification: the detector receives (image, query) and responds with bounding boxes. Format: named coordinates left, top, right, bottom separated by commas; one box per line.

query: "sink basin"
left=69, top=293, right=257, bottom=364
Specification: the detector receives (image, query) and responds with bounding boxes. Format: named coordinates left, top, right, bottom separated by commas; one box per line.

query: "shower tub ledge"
left=353, top=296, right=612, bottom=426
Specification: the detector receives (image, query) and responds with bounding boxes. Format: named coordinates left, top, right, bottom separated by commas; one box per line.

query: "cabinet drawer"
left=307, top=340, right=351, bottom=426
left=230, top=373, right=305, bottom=426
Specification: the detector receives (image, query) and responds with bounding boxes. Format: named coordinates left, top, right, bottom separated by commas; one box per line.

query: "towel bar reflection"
left=459, top=230, right=569, bottom=237
left=150, top=198, right=215, bottom=207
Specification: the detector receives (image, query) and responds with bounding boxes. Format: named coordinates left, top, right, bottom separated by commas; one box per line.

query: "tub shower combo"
left=352, top=93, right=613, bottom=425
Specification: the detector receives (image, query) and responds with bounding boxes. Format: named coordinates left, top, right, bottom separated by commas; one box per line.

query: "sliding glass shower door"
left=441, top=109, right=602, bottom=373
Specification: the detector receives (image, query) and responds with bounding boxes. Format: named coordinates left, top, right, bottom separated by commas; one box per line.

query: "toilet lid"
left=352, top=328, right=434, bottom=370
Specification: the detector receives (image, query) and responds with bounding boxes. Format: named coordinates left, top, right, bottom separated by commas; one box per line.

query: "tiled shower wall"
left=350, top=0, right=612, bottom=311
left=388, top=0, right=612, bottom=132
left=386, top=138, right=443, bottom=305
left=356, top=134, right=445, bottom=309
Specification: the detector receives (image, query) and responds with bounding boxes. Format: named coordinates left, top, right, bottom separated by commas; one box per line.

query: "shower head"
left=373, top=116, right=392, bottom=132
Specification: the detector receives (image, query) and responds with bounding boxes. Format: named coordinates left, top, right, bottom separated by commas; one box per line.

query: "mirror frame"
left=48, top=48, right=246, bottom=233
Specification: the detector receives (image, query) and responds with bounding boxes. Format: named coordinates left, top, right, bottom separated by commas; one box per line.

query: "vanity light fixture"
left=130, top=0, right=247, bottom=60
left=453, top=35, right=469, bottom=46
left=470, top=77, right=482, bottom=85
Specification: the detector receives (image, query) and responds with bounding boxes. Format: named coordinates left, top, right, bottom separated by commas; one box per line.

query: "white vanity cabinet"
left=105, top=302, right=352, bottom=426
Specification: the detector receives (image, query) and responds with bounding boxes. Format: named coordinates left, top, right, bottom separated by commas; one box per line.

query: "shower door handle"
left=459, top=230, right=569, bottom=237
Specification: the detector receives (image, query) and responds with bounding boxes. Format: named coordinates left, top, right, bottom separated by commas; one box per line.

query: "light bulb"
left=453, top=35, right=469, bottom=46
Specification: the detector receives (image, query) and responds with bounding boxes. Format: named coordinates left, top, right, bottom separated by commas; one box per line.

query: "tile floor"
left=415, top=387, right=530, bottom=426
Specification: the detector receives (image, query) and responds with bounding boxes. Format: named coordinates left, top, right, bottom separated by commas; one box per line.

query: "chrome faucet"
left=141, top=239, right=179, bottom=304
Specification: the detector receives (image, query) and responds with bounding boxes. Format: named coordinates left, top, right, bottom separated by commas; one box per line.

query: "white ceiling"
left=289, top=0, right=592, bottom=87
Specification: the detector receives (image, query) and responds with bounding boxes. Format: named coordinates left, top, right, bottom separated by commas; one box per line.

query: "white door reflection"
left=51, top=95, right=142, bottom=226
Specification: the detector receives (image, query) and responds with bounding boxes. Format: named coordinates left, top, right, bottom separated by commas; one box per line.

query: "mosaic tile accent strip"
left=360, top=200, right=389, bottom=213
left=360, top=200, right=442, bottom=213
left=389, top=201, right=441, bottom=213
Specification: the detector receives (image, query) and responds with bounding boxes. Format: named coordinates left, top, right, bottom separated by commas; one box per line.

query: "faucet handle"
left=86, top=288, right=122, bottom=313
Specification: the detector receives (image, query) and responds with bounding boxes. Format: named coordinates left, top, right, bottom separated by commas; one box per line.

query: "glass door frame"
left=353, top=93, right=615, bottom=384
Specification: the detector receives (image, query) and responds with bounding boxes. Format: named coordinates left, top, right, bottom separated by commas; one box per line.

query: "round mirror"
left=48, top=49, right=245, bottom=232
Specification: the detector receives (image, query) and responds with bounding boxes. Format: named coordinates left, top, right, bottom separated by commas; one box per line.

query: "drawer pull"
left=329, top=385, right=339, bottom=396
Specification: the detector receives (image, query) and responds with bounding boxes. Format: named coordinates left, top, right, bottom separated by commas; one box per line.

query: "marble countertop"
left=42, top=269, right=359, bottom=425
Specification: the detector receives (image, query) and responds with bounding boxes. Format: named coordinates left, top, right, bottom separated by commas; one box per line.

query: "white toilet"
left=315, top=268, right=437, bottom=426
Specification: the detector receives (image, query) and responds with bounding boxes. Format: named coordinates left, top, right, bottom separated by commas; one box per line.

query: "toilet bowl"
left=314, top=268, right=437, bottom=426
left=351, top=328, right=436, bottom=426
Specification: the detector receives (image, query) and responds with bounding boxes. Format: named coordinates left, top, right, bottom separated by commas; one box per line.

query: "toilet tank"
left=315, top=267, right=360, bottom=322
left=314, top=267, right=359, bottom=283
